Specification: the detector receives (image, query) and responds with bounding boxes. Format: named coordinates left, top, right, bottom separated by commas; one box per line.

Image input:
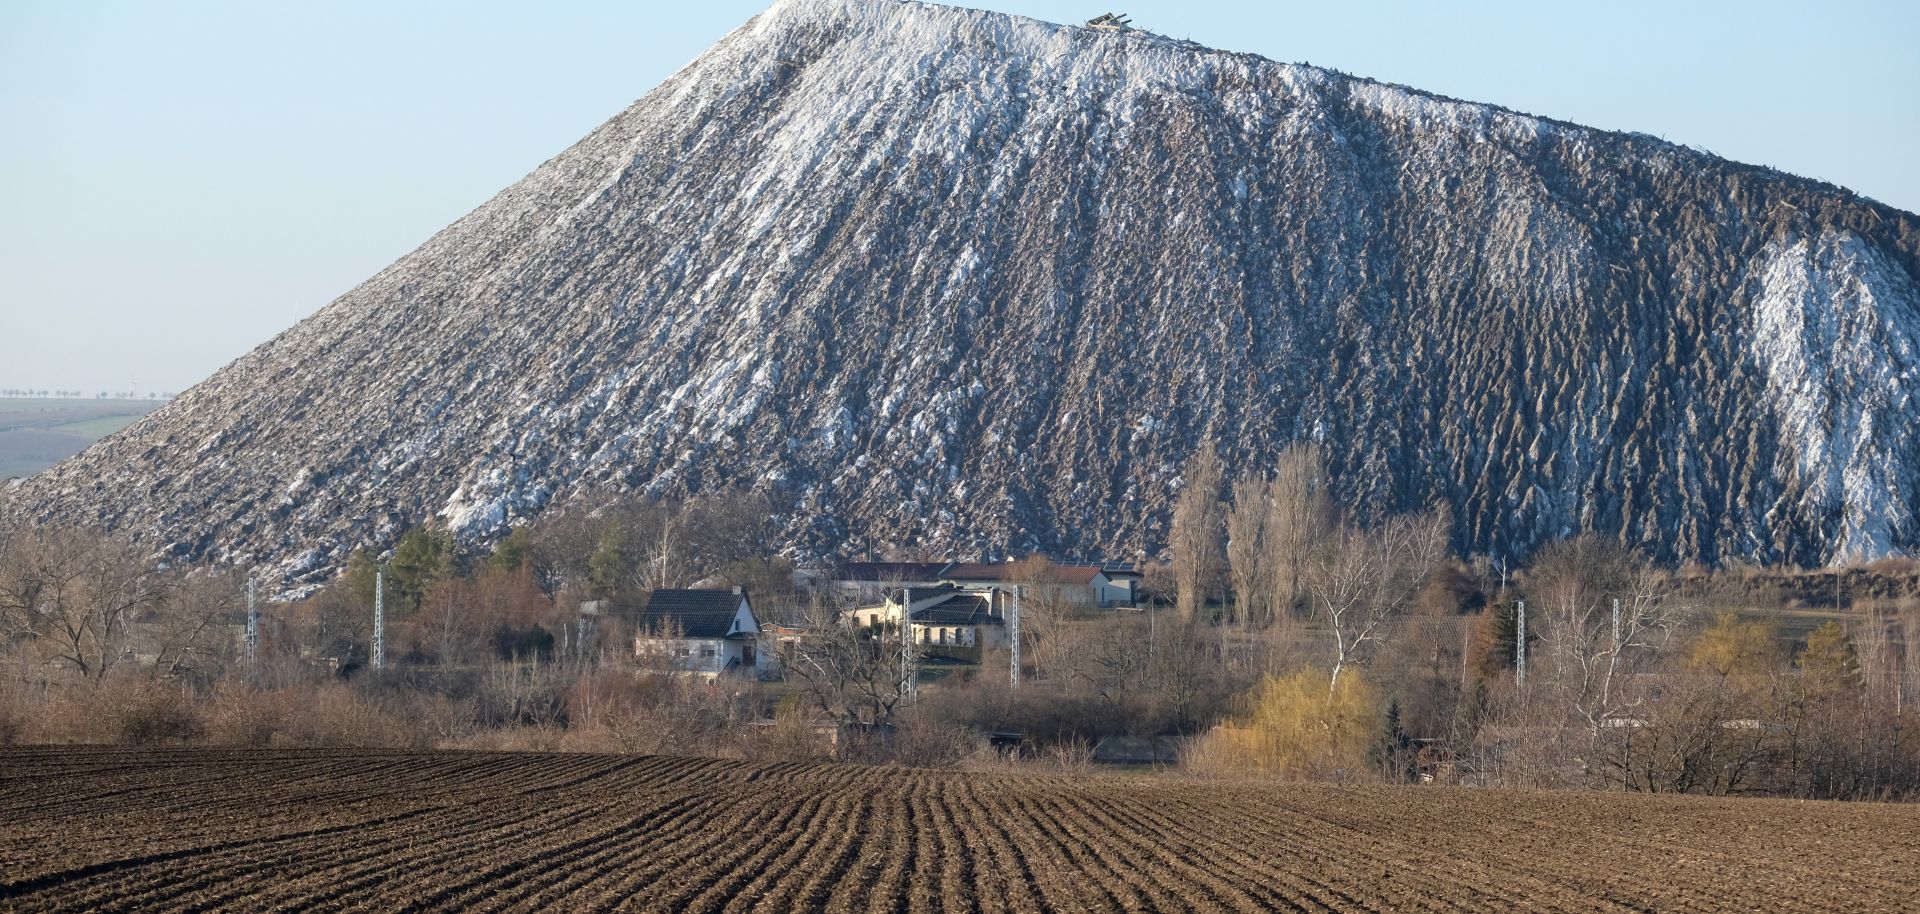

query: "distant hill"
left=0, top=399, right=161, bottom=479
left=10, top=0, right=1920, bottom=586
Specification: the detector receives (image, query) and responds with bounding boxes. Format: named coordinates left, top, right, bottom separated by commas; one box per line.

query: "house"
left=832, top=561, right=952, bottom=605
left=848, top=584, right=1009, bottom=650
left=908, top=590, right=1008, bottom=649
left=836, top=558, right=1142, bottom=613
left=595, top=587, right=767, bottom=678
left=1086, top=12, right=1132, bottom=32
left=759, top=622, right=810, bottom=671
left=1091, top=563, right=1142, bottom=607
left=939, top=561, right=1140, bottom=608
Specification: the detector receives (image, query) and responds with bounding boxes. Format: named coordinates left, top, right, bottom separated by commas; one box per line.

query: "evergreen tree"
left=587, top=527, right=631, bottom=600
left=1468, top=601, right=1521, bottom=680
left=388, top=526, right=454, bottom=614
left=1370, top=697, right=1415, bottom=783
left=486, top=526, right=534, bottom=574
left=340, top=547, right=381, bottom=610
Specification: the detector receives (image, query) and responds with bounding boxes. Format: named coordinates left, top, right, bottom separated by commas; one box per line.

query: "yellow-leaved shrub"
left=1186, top=669, right=1379, bottom=781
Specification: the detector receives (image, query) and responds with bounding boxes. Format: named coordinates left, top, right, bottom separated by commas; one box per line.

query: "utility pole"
left=1148, top=594, right=1157, bottom=660
left=244, top=576, right=259, bottom=676
left=372, top=568, right=386, bottom=671
left=1611, top=597, right=1622, bottom=653
left=899, top=587, right=915, bottom=703
left=1009, top=584, right=1022, bottom=689
left=1514, top=599, right=1527, bottom=687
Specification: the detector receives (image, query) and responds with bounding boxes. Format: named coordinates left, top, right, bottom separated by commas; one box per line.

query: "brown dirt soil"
left=1, top=747, right=1915, bottom=913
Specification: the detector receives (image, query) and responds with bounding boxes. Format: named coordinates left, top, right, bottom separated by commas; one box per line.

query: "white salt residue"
left=442, top=486, right=508, bottom=533
left=1344, top=79, right=1562, bottom=145
left=1749, top=229, right=1920, bottom=561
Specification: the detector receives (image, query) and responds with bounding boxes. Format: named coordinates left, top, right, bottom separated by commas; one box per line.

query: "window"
left=701, top=647, right=716, bottom=658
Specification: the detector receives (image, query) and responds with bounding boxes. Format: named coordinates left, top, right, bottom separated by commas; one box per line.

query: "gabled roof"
left=849, top=559, right=1136, bottom=586
left=839, top=561, right=951, bottom=583
left=942, top=562, right=1107, bottom=585
left=909, top=592, right=1002, bottom=626
left=635, top=589, right=753, bottom=639
left=938, top=562, right=1019, bottom=582
left=889, top=582, right=964, bottom=601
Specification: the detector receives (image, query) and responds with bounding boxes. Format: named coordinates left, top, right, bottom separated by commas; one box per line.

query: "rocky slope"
left=10, top=0, right=1920, bottom=583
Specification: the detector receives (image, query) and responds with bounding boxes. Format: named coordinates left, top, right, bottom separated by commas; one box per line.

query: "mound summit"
left=13, top=0, right=1920, bottom=584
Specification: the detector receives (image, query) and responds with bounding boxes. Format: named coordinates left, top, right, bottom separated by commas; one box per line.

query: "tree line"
left=1, top=458, right=1917, bottom=797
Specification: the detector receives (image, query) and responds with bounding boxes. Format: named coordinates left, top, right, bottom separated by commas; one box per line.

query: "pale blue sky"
left=3, top=0, right=1915, bottom=394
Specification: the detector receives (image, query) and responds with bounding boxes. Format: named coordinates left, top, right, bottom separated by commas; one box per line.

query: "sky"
left=3, top=0, right=1915, bottom=395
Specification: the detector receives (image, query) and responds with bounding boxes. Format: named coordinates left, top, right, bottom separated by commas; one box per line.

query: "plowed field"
left=2, top=747, right=1914, bottom=912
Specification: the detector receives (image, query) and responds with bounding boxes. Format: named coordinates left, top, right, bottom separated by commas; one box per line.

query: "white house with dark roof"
left=588, top=587, right=767, bottom=678
left=848, top=584, right=1008, bottom=649
left=939, top=561, right=1140, bottom=608
left=836, top=559, right=1141, bottom=609
left=831, top=561, right=952, bottom=604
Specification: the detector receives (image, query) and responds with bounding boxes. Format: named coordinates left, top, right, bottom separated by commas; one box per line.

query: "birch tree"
left=1307, top=506, right=1449, bottom=695
left=1528, top=536, right=1689, bottom=776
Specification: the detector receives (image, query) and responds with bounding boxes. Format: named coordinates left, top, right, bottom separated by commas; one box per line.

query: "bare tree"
left=410, top=564, right=555, bottom=665
left=1902, top=600, right=1920, bottom=716
left=1307, top=506, right=1449, bottom=695
left=1852, top=601, right=1901, bottom=715
left=1169, top=445, right=1224, bottom=623
left=1057, top=614, right=1152, bottom=708
left=644, top=513, right=682, bottom=592
left=1528, top=536, right=1689, bottom=774
left=1261, top=443, right=1330, bottom=623
left=1224, top=476, right=1269, bottom=628
left=146, top=570, right=241, bottom=683
left=1008, top=555, right=1074, bottom=679
left=0, top=528, right=168, bottom=681
left=781, top=595, right=912, bottom=727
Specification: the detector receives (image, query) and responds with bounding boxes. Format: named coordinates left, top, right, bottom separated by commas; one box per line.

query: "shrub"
left=205, top=684, right=295, bottom=746
left=1186, top=669, right=1379, bottom=781
left=103, top=681, right=204, bottom=745
left=737, top=699, right=831, bottom=763
left=0, top=681, right=32, bottom=746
